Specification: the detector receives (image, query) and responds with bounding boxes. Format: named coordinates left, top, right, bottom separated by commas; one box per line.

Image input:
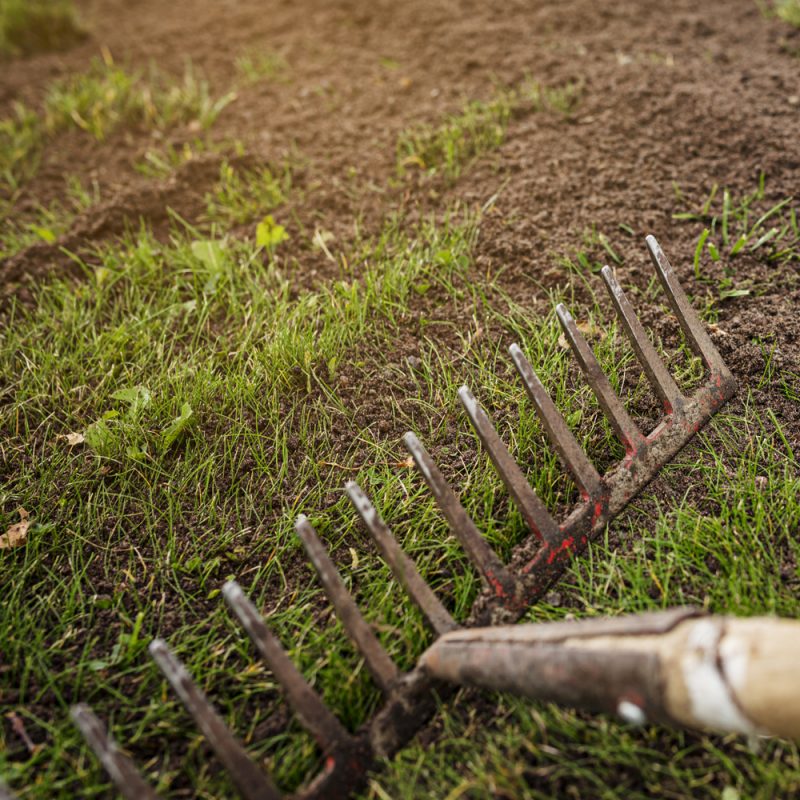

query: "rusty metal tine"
left=403, top=432, right=517, bottom=596
left=148, top=640, right=281, bottom=800
left=457, top=385, right=561, bottom=546
left=345, top=481, right=459, bottom=636
left=508, top=343, right=602, bottom=500
left=295, top=516, right=400, bottom=692
left=555, top=303, right=645, bottom=455
left=70, top=705, right=161, bottom=800
left=645, top=235, right=729, bottom=375
left=601, top=265, right=684, bottom=415
left=222, top=581, right=350, bottom=749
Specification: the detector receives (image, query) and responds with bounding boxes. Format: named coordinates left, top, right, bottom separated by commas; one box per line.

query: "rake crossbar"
left=67, top=237, right=736, bottom=800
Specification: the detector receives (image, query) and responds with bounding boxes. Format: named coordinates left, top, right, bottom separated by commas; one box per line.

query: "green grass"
left=672, top=176, right=799, bottom=307
left=2, top=71, right=799, bottom=799
left=42, top=56, right=236, bottom=141
left=775, top=0, right=800, bottom=26
left=0, top=175, right=98, bottom=258
left=396, top=79, right=581, bottom=180
left=235, top=48, right=289, bottom=84
left=0, top=56, right=236, bottom=193
left=134, top=138, right=246, bottom=179
left=204, top=159, right=293, bottom=226
left=0, top=199, right=686, bottom=796
left=0, top=0, right=84, bottom=57
left=5, top=183, right=796, bottom=798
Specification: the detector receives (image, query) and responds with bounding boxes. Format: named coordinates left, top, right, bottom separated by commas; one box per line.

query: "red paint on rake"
left=65, top=238, right=735, bottom=800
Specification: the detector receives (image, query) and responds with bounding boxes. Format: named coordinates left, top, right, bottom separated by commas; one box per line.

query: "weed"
left=43, top=56, right=236, bottom=141
left=568, top=226, right=625, bottom=274
left=0, top=175, right=99, bottom=258
left=0, top=103, right=43, bottom=193
left=674, top=176, right=799, bottom=303
left=396, top=79, right=581, bottom=181
left=204, top=159, right=292, bottom=225
left=775, top=0, right=800, bottom=27
left=0, top=55, right=236, bottom=193
left=235, top=48, right=289, bottom=84
left=134, top=138, right=245, bottom=179
left=0, top=0, right=85, bottom=57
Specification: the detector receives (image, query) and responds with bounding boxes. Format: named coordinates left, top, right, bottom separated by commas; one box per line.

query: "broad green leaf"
left=256, top=215, right=289, bottom=251
left=84, top=419, right=117, bottom=456
left=32, top=226, right=57, bottom=243
left=162, top=403, right=194, bottom=449
left=112, top=386, right=151, bottom=419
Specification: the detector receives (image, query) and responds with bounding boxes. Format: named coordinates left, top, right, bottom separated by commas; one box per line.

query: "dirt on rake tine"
left=70, top=705, right=161, bottom=800
left=508, top=343, right=602, bottom=501
left=345, top=481, right=459, bottom=636
left=555, top=302, right=646, bottom=455
left=600, top=265, right=684, bottom=416
left=295, top=515, right=401, bottom=692
left=457, top=385, right=561, bottom=546
left=222, top=581, right=352, bottom=750
left=148, top=639, right=281, bottom=800
left=403, top=431, right=519, bottom=604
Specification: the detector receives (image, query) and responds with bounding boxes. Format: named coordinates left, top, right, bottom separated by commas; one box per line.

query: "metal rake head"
left=59, top=236, right=734, bottom=799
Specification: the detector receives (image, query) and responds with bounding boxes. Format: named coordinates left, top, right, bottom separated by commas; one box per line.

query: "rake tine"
left=148, top=640, right=280, bottom=800
left=645, top=235, right=730, bottom=375
left=403, top=432, right=517, bottom=598
left=508, top=344, right=602, bottom=500
left=555, top=304, right=645, bottom=455
left=345, top=481, right=459, bottom=636
left=222, top=581, right=351, bottom=749
left=295, top=516, right=400, bottom=692
left=457, top=385, right=561, bottom=546
left=70, top=705, right=161, bottom=800
left=601, top=265, right=684, bottom=415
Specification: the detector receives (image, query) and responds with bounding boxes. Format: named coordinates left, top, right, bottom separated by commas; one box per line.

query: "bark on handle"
left=419, top=609, right=800, bottom=739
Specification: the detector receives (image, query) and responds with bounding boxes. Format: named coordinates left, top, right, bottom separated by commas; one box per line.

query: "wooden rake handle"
left=420, top=607, right=800, bottom=739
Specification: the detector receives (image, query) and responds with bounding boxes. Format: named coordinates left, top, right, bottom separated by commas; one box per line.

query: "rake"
left=15, top=236, right=737, bottom=799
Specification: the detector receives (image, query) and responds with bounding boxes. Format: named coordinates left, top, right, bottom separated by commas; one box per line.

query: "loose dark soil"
left=1, top=0, right=799, bottom=796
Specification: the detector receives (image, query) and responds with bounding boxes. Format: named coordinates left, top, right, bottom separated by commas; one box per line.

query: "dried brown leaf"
left=0, top=508, right=29, bottom=550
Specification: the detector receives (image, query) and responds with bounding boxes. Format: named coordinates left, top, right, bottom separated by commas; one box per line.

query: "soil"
left=1, top=0, right=799, bottom=796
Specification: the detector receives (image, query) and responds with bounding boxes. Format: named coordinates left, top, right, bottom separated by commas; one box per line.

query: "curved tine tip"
left=221, top=580, right=242, bottom=601
left=508, top=342, right=521, bottom=357
left=403, top=430, right=420, bottom=451
left=555, top=302, right=572, bottom=322
left=600, top=264, right=614, bottom=280
left=345, top=481, right=371, bottom=513
left=69, top=702, right=92, bottom=721
left=148, top=638, right=168, bottom=657
left=645, top=233, right=658, bottom=248
left=294, top=513, right=309, bottom=531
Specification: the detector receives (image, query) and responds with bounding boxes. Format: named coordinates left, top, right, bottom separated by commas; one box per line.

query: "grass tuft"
left=235, top=48, right=289, bottom=84
left=396, top=79, right=581, bottom=180
left=0, top=55, right=236, bottom=193
left=775, top=0, right=800, bottom=26
left=673, top=176, right=799, bottom=307
left=204, top=159, right=292, bottom=226
left=0, top=0, right=85, bottom=57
